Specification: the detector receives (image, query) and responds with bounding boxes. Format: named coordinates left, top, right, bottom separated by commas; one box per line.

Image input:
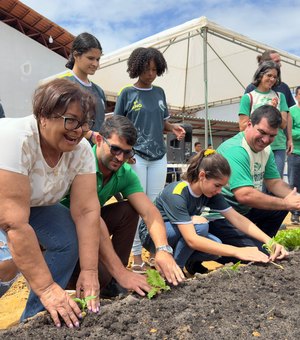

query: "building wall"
left=0, top=21, right=67, bottom=118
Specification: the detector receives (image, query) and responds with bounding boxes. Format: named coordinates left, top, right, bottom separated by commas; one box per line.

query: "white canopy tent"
left=91, top=16, right=300, bottom=146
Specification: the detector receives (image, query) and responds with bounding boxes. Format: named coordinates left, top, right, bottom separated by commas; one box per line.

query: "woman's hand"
left=75, top=269, right=100, bottom=313
left=269, top=243, right=289, bottom=261
left=235, top=246, right=269, bottom=263
left=39, top=282, right=82, bottom=328
left=154, top=251, right=185, bottom=285
left=172, top=124, right=186, bottom=140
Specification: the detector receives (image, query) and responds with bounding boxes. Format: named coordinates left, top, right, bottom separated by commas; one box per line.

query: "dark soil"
left=1, top=252, right=299, bottom=340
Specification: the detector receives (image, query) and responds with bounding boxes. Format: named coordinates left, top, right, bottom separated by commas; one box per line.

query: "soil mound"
left=1, top=252, right=299, bottom=339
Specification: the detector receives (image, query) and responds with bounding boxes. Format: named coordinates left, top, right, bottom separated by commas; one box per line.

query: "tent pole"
left=202, top=27, right=208, bottom=149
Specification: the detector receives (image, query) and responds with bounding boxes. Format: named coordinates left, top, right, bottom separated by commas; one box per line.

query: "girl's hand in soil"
left=39, top=282, right=82, bottom=328
left=236, top=247, right=269, bottom=263
left=76, top=269, right=100, bottom=313
left=116, top=269, right=151, bottom=296
left=155, top=251, right=185, bottom=285
left=269, top=243, right=289, bottom=261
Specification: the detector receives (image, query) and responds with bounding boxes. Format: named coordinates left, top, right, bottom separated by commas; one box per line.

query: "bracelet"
left=89, top=131, right=95, bottom=142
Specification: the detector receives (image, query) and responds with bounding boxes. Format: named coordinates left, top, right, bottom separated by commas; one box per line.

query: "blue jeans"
left=0, top=230, right=20, bottom=297
left=273, top=149, right=286, bottom=178
left=131, top=154, right=167, bottom=256
left=288, top=153, right=300, bottom=216
left=139, top=221, right=221, bottom=268
left=19, top=204, right=79, bottom=321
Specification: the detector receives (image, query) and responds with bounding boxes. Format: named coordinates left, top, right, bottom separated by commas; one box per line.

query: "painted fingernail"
left=56, top=323, right=61, bottom=328
left=69, top=324, right=73, bottom=328
left=75, top=321, right=80, bottom=327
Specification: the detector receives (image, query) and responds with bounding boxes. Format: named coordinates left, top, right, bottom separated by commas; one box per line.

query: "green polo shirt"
left=61, top=145, right=143, bottom=208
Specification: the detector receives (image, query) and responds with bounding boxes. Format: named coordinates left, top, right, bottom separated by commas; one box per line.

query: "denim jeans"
left=273, top=149, right=286, bottom=178
left=19, top=203, right=79, bottom=321
left=288, top=153, right=300, bottom=216
left=0, top=230, right=20, bottom=297
left=131, top=154, right=167, bottom=256
left=139, top=221, right=221, bottom=268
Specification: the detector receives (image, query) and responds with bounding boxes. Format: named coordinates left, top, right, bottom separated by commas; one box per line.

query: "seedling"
left=146, top=269, right=170, bottom=299
left=221, top=261, right=241, bottom=277
left=73, top=295, right=97, bottom=317
left=262, top=238, right=284, bottom=270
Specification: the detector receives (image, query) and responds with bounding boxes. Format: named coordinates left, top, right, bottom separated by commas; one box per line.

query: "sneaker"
left=185, top=260, right=209, bottom=276
left=131, top=262, right=151, bottom=274
left=291, top=213, right=300, bottom=225
left=100, top=278, right=128, bottom=299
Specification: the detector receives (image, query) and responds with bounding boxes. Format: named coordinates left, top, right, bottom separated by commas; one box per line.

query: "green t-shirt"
left=61, top=145, right=143, bottom=207
left=239, top=89, right=288, bottom=150
left=290, top=105, right=300, bottom=156
left=217, top=132, right=280, bottom=215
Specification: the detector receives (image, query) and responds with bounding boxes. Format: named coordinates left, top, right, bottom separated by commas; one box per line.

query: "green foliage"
left=262, top=238, right=277, bottom=255
left=146, top=269, right=170, bottom=299
left=73, top=295, right=97, bottom=313
left=274, top=228, right=300, bottom=251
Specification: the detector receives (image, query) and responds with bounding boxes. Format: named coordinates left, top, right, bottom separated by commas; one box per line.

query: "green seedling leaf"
left=262, top=238, right=277, bottom=255
left=73, top=295, right=97, bottom=313
left=146, top=269, right=170, bottom=299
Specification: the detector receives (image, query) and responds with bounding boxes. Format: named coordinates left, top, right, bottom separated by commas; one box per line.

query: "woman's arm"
left=177, top=222, right=269, bottom=262
left=239, top=114, right=249, bottom=131
left=222, top=208, right=288, bottom=260
left=0, top=170, right=81, bottom=327
left=69, top=173, right=101, bottom=307
left=164, top=120, right=186, bottom=140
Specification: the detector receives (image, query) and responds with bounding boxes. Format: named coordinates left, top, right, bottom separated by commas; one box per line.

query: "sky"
left=21, top=0, right=300, bottom=56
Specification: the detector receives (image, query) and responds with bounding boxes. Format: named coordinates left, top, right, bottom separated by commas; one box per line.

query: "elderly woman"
left=0, top=78, right=101, bottom=328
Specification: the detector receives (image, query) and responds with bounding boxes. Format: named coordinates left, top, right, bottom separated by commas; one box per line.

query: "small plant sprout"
left=73, top=295, right=97, bottom=317
left=146, top=269, right=170, bottom=299
left=221, top=261, right=241, bottom=277
left=262, top=238, right=284, bottom=270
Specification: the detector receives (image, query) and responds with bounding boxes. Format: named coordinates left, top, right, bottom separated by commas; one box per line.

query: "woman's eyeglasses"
left=103, top=137, right=135, bottom=159
left=57, top=115, right=94, bottom=132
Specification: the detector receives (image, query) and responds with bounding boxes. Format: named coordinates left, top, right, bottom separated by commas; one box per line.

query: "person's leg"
left=21, top=203, right=79, bottom=320
left=208, top=218, right=260, bottom=264
left=244, top=208, right=288, bottom=238
left=100, top=201, right=139, bottom=288
left=131, top=154, right=148, bottom=266
left=273, top=149, right=286, bottom=178
left=288, top=154, right=300, bottom=222
left=0, top=230, right=20, bottom=297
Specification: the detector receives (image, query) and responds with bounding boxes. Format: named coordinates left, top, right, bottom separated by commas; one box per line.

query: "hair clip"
left=204, top=149, right=216, bottom=157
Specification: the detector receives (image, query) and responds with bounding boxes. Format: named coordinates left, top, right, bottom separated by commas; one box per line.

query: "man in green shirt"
left=208, top=105, right=300, bottom=262
left=63, top=116, right=184, bottom=297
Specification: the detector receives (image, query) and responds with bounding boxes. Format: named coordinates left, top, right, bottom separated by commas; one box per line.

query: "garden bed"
left=1, top=252, right=299, bottom=339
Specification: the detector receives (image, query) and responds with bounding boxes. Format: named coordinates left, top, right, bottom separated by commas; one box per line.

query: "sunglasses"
left=103, top=137, right=135, bottom=159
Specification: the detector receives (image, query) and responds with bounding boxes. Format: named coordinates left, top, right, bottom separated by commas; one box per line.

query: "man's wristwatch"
left=156, top=245, right=173, bottom=255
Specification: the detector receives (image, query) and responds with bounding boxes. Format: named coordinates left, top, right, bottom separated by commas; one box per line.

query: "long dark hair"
left=65, top=32, right=102, bottom=69
left=252, top=61, right=281, bottom=88
left=182, top=149, right=231, bottom=183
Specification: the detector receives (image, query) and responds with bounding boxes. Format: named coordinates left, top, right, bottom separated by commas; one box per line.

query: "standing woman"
left=139, top=150, right=288, bottom=274
left=239, top=61, right=289, bottom=177
left=114, top=47, right=186, bottom=271
left=0, top=79, right=100, bottom=327
left=56, top=32, right=106, bottom=141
